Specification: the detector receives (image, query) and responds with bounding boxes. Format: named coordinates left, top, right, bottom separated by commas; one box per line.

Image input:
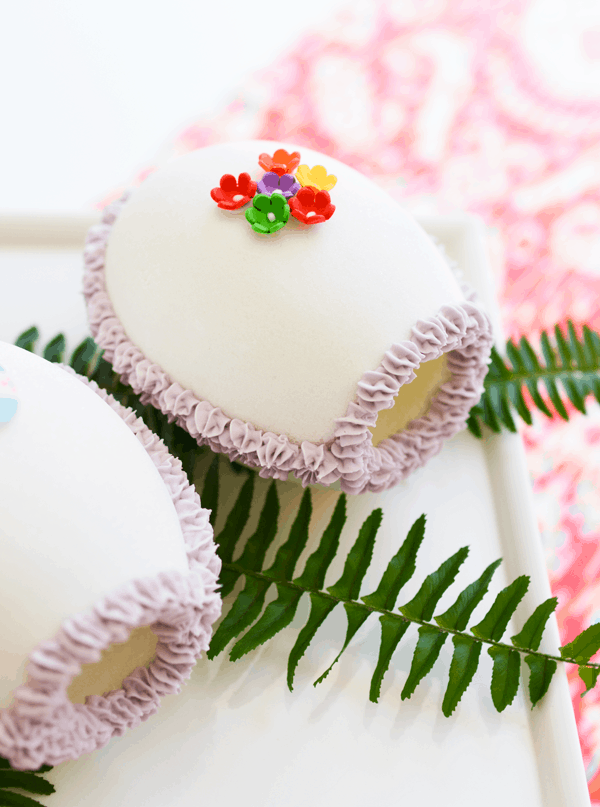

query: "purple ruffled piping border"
left=0, top=375, right=221, bottom=771
left=84, top=196, right=494, bottom=494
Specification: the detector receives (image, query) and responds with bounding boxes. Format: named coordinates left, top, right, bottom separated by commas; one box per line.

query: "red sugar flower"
left=258, top=149, right=301, bottom=177
left=289, top=187, right=335, bottom=225
left=210, top=173, right=257, bottom=210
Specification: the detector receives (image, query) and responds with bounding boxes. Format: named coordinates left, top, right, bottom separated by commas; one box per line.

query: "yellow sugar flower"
left=296, top=164, right=337, bottom=192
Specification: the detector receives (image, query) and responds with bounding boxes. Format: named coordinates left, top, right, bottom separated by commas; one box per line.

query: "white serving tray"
left=0, top=214, right=589, bottom=806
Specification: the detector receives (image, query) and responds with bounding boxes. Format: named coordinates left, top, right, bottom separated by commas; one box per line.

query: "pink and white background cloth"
left=107, top=0, right=600, bottom=799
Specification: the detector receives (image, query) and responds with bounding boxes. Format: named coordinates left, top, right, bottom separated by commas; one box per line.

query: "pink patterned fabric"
left=104, top=0, right=600, bottom=797
left=0, top=373, right=221, bottom=770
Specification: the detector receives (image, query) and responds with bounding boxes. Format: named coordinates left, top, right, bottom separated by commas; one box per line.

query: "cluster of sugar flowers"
left=210, top=150, right=337, bottom=235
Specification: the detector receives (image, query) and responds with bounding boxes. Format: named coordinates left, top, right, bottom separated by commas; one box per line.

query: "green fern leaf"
left=488, top=646, right=520, bottom=712
left=488, top=346, right=511, bottom=378
left=560, top=623, right=600, bottom=663
left=235, top=482, right=281, bottom=570
left=229, top=584, right=302, bottom=661
left=401, top=625, right=447, bottom=701
left=568, top=321, right=588, bottom=369
left=293, top=495, right=347, bottom=590
left=466, top=411, right=483, bottom=438
left=220, top=481, right=280, bottom=598
left=287, top=593, right=337, bottom=691
left=582, top=327, right=600, bottom=403
left=369, top=616, right=410, bottom=703
left=15, top=326, right=39, bottom=352
left=327, top=509, right=383, bottom=601
left=215, top=473, right=255, bottom=565
left=508, top=385, right=533, bottom=425
left=511, top=597, right=558, bottom=651
left=525, top=654, right=557, bottom=707
left=505, top=341, right=533, bottom=424
left=0, top=793, right=51, bottom=806
left=166, top=427, right=200, bottom=484
left=563, top=377, right=587, bottom=413
left=0, top=759, right=55, bottom=807
left=505, top=338, right=525, bottom=372
left=579, top=665, right=600, bottom=697
left=0, top=763, right=49, bottom=773
left=285, top=496, right=348, bottom=690
left=207, top=576, right=270, bottom=659
left=488, top=386, right=518, bottom=432
left=543, top=376, right=569, bottom=420
left=519, top=337, right=553, bottom=417
left=442, top=634, right=482, bottom=717
left=481, top=392, right=505, bottom=432
left=69, top=336, right=100, bottom=376
left=398, top=546, right=469, bottom=622
left=201, top=455, right=220, bottom=529
left=539, top=329, right=556, bottom=369
left=263, top=488, right=312, bottom=581
left=554, top=324, right=572, bottom=368
left=362, top=514, right=426, bottom=611
left=314, top=601, right=371, bottom=685
left=0, top=772, right=54, bottom=797
left=435, top=559, right=502, bottom=631
left=471, top=576, right=529, bottom=642
left=42, top=333, right=66, bottom=364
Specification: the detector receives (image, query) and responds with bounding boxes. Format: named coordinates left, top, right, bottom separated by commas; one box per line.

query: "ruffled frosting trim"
left=0, top=375, right=221, bottom=770
left=84, top=195, right=493, bottom=495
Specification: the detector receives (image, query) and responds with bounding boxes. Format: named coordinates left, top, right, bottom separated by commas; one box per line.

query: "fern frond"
left=204, top=456, right=600, bottom=714
left=468, top=321, right=600, bottom=436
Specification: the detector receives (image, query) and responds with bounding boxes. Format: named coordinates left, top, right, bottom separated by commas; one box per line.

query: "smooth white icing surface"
left=104, top=141, right=464, bottom=444
left=0, top=343, right=189, bottom=707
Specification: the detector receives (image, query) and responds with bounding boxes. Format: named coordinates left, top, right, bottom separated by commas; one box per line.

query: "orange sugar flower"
left=258, top=149, right=301, bottom=177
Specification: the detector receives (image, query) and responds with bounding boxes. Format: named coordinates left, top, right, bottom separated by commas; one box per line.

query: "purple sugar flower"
left=257, top=171, right=301, bottom=199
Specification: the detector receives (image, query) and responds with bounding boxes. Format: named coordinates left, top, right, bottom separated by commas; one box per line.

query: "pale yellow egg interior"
left=67, top=625, right=158, bottom=704
left=369, top=354, right=451, bottom=446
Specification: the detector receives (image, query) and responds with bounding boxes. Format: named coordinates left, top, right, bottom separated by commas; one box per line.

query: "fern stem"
left=485, top=367, right=599, bottom=391
left=222, top=561, right=600, bottom=671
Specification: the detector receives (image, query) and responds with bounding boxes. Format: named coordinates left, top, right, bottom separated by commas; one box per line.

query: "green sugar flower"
left=245, top=193, right=290, bottom=235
